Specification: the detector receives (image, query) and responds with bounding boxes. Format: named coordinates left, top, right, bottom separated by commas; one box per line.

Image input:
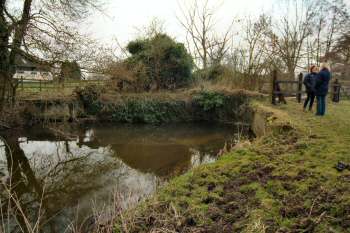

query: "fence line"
left=17, top=78, right=110, bottom=93
left=271, top=72, right=350, bottom=105
left=271, top=72, right=303, bottom=105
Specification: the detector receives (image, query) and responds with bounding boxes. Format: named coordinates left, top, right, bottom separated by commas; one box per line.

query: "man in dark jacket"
left=315, top=63, right=332, bottom=116
left=303, top=65, right=318, bottom=111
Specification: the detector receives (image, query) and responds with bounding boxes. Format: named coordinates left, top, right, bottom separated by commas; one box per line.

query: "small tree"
left=126, top=34, right=194, bottom=90
left=60, top=61, right=82, bottom=81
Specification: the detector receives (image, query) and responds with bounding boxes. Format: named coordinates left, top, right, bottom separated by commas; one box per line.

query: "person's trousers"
left=303, top=92, right=315, bottom=110
left=316, top=95, right=326, bottom=116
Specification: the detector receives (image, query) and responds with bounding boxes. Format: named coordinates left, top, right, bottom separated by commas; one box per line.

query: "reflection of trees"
left=77, top=126, right=226, bottom=177
left=5, top=136, right=43, bottom=198
left=0, top=124, right=231, bottom=232
left=41, top=147, right=123, bottom=205
left=1, top=135, right=45, bottom=233
left=0, top=135, right=124, bottom=233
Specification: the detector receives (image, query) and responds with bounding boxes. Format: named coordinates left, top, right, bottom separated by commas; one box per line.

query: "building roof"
left=15, top=54, right=51, bottom=71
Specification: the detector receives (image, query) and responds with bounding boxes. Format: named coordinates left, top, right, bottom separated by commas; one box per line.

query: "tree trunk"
left=0, top=0, right=10, bottom=111
left=1, top=0, right=33, bottom=108
left=0, top=73, right=8, bottom=111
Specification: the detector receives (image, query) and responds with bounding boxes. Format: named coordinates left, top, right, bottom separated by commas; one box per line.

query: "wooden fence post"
left=272, top=70, right=277, bottom=105
left=21, top=77, right=24, bottom=91
left=39, top=80, right=42, bottom=92
left=332, top=79, right=341, bottom=103
left=297, top=73, right=303, bottom=103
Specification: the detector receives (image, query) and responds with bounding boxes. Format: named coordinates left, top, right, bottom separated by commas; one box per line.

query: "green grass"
left=116, top=99, right=350, bottom=233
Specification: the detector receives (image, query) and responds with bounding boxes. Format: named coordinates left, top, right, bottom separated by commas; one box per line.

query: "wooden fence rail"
left=272, top=72, right=303, bottom=105
left=17, top=78, right=109, bottom=93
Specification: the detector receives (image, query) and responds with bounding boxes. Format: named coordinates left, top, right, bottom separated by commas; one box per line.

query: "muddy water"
left=0, top=123, right=244, bottom=232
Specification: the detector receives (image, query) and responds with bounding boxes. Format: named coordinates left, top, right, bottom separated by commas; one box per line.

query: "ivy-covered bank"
left=13, top=88, right=261, bottom=127
left=75, top=88, right=260, bottom=124
left=115, top=100, right=350, bottom=233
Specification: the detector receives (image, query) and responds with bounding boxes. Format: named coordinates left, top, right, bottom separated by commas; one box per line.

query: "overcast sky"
left=87, top=0, right=276, bottom=45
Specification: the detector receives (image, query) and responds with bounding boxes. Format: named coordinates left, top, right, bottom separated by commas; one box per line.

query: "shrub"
left=74, top=85, right=105, bottom=115
left=106, top=61, right=150, bottom=92
left=127, top=40, right=146, bottom=55
left=60, top=60, right=81, bottom=81
left=193, top=65, right=232, bottom=81
left=126, top=33, right=194, bottom=90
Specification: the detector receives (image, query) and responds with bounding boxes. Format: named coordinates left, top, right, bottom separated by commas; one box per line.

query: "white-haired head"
left=320, top=62, right=331, bottom=71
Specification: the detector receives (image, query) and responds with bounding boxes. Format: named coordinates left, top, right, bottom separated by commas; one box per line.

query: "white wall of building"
left=14, top=70, right=53, bottom=81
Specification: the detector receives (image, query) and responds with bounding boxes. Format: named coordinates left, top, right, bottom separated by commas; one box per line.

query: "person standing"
left=303, top=65, right=318, bottom=111
left=315, top=63, right=332, bottom=116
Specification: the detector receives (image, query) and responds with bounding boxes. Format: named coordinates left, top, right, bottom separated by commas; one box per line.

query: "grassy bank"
left=116, top=100, right=350, bottom=232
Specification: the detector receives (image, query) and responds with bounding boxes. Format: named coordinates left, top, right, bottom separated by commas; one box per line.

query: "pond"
left=0, top=123, right=247, bottom=232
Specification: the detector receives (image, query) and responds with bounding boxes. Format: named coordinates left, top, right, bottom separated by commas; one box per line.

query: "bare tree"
left=241, top=15, right=271, bottom=78
left=309, top=0, right=350, bottom=64
left=326, top=30, right=350, bottom=78
left=236, top=15, right=273, bottom=89
left=324, top=0, right=349, bottom=56
left=0, top=0, right=103, bottom=110
left=267, top=0, right=316, bottom=78
left=134, top=17, right=166, bottom=39
left=335, top=32, right=350, bottom=63
left=177, top=0, right=234, bottom=70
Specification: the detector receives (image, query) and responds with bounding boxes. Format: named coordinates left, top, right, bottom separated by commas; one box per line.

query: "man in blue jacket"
left=315, top=63, right=332, bottom=116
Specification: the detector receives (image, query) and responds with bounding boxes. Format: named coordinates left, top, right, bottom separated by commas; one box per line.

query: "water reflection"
left=0, top=123, right=237, bottom=232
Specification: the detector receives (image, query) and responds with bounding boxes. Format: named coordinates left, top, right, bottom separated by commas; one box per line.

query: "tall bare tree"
left=240, top=15, right=271, bottom=77
left=310, top=0, right=350, bottom=64
left=177, top=0, right=234, bottom=70
left=267, top=0, right=316, bottom=78
left=326, top=30, right=350, bottom=78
